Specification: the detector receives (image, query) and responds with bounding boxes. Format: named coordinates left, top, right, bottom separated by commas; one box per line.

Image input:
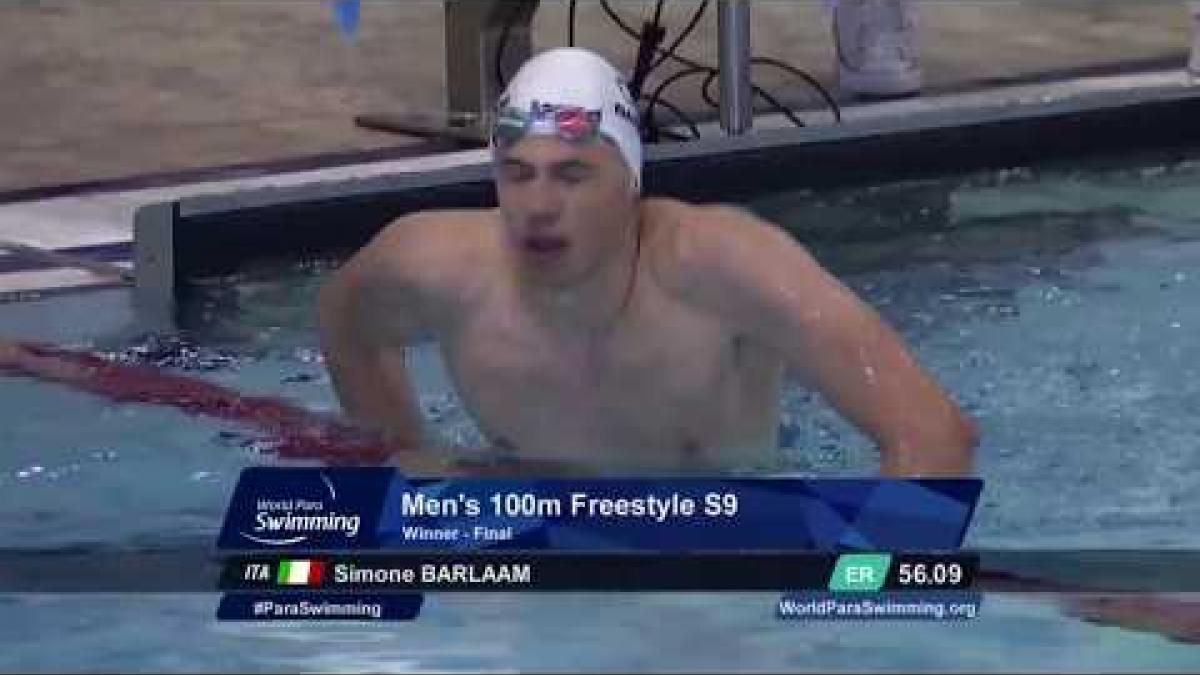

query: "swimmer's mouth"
left=522, top=235, right=569, bottom=255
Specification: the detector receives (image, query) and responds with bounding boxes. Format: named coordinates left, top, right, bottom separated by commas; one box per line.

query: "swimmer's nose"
left=524, top=183, right=564, bottom=229
left=525, top=212, right=560, bottom=232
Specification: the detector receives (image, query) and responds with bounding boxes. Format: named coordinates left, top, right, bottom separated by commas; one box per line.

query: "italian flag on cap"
left=277, top=559, right=325, bottom=586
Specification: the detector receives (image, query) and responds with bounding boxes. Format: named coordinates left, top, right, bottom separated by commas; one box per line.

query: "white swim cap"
left=492, top=48, right=643, bottom=192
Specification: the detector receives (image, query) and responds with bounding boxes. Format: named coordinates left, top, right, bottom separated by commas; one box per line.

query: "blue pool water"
left=2, top=151, right=1200, bottom=671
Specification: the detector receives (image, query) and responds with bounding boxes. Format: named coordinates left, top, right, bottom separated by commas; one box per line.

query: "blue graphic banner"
left=217, top=468, right=981, bottom=552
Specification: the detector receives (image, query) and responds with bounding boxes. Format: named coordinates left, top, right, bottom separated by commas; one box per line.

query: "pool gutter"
left=134, top=82, right=1200, bottom=323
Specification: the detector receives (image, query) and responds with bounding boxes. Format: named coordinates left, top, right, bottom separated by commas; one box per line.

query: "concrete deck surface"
left=1, top=1, right=1194, bottom=194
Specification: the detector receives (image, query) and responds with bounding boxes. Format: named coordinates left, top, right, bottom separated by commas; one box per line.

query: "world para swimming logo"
left=238, top=471, right=362, bottom=546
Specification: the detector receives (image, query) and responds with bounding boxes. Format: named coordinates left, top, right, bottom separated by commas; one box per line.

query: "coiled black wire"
left=533, top=1, right=842, bottom=141
left=596, top=0, right=843, bottom=138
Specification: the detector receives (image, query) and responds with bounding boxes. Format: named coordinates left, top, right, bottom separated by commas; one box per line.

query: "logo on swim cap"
left=491, top=47, right=644, bottom=191
left=612, top=101, right=636, bottom=126
left=554, top=106, right=596, bottom=138
left=493, top=100, right=605, bottom=146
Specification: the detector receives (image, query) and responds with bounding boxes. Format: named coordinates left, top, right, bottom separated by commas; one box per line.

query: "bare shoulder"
left=335, top=208, right=499, bottom=299
left=320, top=208, right=500, bottom=336
left=367, top=209, right=497, bottom=283
left=643, top=197, right=813, bottom=301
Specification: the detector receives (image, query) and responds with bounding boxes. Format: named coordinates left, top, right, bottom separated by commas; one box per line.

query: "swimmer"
left=318, top=47, right=977, bottom=476
left=5, top=339, right=1197, bottom=644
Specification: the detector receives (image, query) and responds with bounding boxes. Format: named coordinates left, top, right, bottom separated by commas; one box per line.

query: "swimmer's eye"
left=497, top=159, right=593, bottom=185
left=553, top=162, right=594, bottom=185
left=497, top=160, right=535, bottom=183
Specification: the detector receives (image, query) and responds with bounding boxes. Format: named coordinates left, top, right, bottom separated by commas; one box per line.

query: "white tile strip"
left=0, top=267, right=128, bottom=297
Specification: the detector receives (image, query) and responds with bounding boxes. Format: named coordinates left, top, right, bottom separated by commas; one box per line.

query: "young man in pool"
left=318, top=47, right=977, bottom=477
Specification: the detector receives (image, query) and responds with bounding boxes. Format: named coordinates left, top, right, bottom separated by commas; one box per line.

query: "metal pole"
left=355, top=1, right=538, bottom=142
left=445, top=0, right=538, bottom=122
left=717, top=0, right=753, bottom=135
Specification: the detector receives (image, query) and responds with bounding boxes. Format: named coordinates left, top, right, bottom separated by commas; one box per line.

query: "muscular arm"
left=318, top=217, right=441, bottom=449
left=665, top=205, right=977, bottom=477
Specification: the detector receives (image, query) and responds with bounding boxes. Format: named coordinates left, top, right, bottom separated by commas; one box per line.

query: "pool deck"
left=1, top=1, right=1198, bottom=299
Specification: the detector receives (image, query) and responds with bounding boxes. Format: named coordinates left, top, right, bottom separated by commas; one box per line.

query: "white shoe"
left=833, top=0, right=922, bottom=98
left=1189, top=1, right=1200, bottom=78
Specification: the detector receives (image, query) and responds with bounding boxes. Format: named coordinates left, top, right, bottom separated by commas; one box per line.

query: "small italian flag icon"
left=276, top=559, right=325, bottom=586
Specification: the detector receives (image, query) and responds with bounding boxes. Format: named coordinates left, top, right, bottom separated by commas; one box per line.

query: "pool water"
left=2, top=150, right=1200, bottom=671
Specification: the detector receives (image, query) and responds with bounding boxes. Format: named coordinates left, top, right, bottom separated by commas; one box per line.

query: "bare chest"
left=440, top=306, right=750, bottom=465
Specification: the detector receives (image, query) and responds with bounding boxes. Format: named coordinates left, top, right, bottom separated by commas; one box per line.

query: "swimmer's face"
left=494, top=136, right=638, bottom=285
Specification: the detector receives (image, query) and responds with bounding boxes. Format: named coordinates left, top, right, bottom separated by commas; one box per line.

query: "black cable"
left=649, top=62, right=805, bottom=130
left=752, top=56, right=842, bottom=123
left=568, top=0, right=577, bottom=47
left=701, top=69, right=719, bottom=109
left=628, top=15, right=667, bottom=100
left=601, top=0, right=708, bottom=72
left=495, top=5, right=517, bottom=91
left=640, top=94, right=701, bottom=140
left=592, top=0, right=840, bottom=138
left=751, top=84, right=805, bottom=128
left=643, top=64, right=713, bottom=140
left=701, top=62, right=832, bottom=127
left=645, top=65, right=713, bottom=113
left=600, top=0, right=811, bottom=130
left=648, top=0, right=710, bottom=74
left=600, top=0, right=641, bottom=43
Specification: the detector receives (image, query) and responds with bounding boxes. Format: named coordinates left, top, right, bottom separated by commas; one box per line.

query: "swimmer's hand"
left=0, top=340, right=23, bottom=369
left=0, top=340, right=90, bottom=381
